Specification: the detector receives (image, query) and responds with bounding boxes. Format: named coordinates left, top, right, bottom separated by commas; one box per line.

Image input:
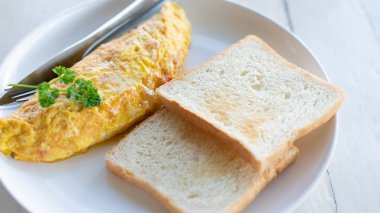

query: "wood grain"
left=360, top=0, right=380, bottom=45
left=293, top=173, right=337, bottom=213
left=247, top=1, right=337, bottom=212
left=238, top=0, right=289, bottom=27
left=287, top=0, right=380, bottom=212
left=0, top=0, right=80, bottom=62
left=1, top=0, right=379, bottom=212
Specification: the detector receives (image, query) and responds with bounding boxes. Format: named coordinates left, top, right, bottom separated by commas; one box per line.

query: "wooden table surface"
left=1, top=0, right=379, bottom=212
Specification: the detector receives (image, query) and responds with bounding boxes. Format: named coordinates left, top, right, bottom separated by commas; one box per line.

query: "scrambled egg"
left=0, top=3, right=191, bottom=162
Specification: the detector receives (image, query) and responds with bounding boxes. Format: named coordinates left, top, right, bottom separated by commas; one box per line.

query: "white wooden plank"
left=293, top=173, right=336, bottom=213
left=359, top=0, right=380, bottom=44
left=0, top=0, right=80, bottom=62
left=287, top=0, right=380, bottom=212
left=238, top=0, right=289, bottom=28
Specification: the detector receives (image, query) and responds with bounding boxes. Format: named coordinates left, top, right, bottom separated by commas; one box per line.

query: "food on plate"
left=106, top=108, right=298, bottom=213
left=0, top=2, right=191, bottom=162
left=157, top=35, right=344, bottom=172
left=9, top=66, right=101, bottom=108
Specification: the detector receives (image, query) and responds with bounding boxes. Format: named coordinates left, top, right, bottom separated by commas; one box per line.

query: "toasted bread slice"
left=156, top=35, right=344, bottom=171
left=106, top=108, right=298, bottom=213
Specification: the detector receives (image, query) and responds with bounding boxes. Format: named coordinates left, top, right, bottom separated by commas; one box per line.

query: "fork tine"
left=15, top=96, right=34, bottom=102
left=7, top=88, right=35, bottom=96
left=11, top=89, right=37, bottom=99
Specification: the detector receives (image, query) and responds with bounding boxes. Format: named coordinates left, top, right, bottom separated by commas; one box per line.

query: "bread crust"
left=106, top=160, right=187, bottom=213
left=106, top=142, right=298, bottom=213
left=157, top=35, right=345, bottom=172
left=157, top=93, right=264, bottom=171
left=227, top=146, right=298, bottom=213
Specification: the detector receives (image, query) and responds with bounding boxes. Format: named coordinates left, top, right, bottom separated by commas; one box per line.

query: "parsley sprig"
left=9, top=66, right=101, bottom=108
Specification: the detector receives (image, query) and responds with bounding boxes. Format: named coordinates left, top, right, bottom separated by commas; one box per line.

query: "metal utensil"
left=0, top=0, right=165, bottom=106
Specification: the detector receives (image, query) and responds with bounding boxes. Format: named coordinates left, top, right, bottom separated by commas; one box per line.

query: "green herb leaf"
left=9, top=66, right=100, bottom=108
left=52, top=66, right=75, bottom=84
left=37, top=82, right=59, bottom=108
left=66, top=78, right=101, bottom=107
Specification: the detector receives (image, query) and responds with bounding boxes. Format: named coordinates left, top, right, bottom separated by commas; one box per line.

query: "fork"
left=0, top=0, right=165, bottom=106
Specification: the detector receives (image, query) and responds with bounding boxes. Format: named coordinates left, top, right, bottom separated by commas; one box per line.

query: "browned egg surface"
left=0, top=2, right=191, bottom=161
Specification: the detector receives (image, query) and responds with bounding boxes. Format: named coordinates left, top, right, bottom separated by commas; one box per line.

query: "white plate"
left=0, top=0, right=337, bottom=212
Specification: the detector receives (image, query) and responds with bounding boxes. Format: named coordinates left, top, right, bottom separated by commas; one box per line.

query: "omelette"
left=0, top=3, right=191, bottom=162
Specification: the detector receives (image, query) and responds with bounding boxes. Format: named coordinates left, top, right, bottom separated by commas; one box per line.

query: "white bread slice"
left=106, top=108, right=298, bottom=213
left=156, top=35, right=344, bottom=172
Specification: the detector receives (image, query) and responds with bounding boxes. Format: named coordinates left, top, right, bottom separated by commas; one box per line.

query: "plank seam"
left=283, top=0, right=294, bottom=31
left=356, top=0, right=380, bottom=51
left=327, top=170, right=338, bottom=213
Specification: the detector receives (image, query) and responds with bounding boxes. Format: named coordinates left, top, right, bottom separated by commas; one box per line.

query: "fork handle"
left=29, top=0, right=162, bottom=85
left=80, top=0, right=164, bottom=57
left=0, top=0, right=163, bottom=105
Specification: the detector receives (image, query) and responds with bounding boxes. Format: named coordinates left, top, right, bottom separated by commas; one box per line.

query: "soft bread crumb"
left=106, top=108, right=298, bottom=213
left=157, top=35, right=344, bottom=171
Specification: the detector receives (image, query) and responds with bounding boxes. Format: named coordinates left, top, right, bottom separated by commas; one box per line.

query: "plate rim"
left=0, top=0, right=339, bottom=212
left=0, top=0, right=102, bottom=90
left=225, top=1, right=339, bottom=212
